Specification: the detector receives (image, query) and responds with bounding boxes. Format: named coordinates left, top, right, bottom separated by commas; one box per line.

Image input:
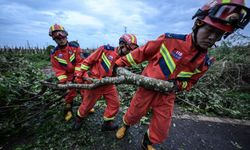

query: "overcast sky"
left=0, top=0, right=249, bottom=48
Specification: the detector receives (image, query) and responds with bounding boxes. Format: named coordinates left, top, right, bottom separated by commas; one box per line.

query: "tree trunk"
left=41, top=67, right=175, bottom=93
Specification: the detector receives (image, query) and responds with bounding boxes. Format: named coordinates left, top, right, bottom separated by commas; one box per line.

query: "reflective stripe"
left=104, top=116, right=115, bottom=121
left=101, top=53, right=111, bottom=69
left=75, top=67, right=81, bottom=71
left=160, top=44, right=176, bottom=73
left=194, top=69, right=201, bottom=74
left=222, top=0, right=231, bottom=3
left=54, top=56, right=67, bottom=64
left=81, top=64, right=90, bottom=70
left=70, top=53, right=75, bottom=62
left=241, top=9, right=247, bottom=15
left=159, top=57, right=171, bottom=79
left=177, top=69, right=201, bottom=78
left=126, top=53, right=137, bottom=66
left=177, top=71, right=193, bottom=78
left=131, top=35, right=135, bottom=43
left=58, top=75, right=67, bottom=80
left=60, top=25, right=64, bottom=30
left=182, top=81, right=188, bottom=89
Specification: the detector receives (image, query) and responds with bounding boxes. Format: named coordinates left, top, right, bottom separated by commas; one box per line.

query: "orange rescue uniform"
left=77, top=45, right=120, bottom=121
left=50, top=41, right=84, bottom=104
left=115, top=33, right=214, bottom=144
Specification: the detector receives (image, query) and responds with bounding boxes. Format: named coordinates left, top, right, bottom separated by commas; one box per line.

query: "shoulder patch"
left=205, top=55, right=215, bottom=67
left=104, top=44, right=114, bottom=51
left=50, top=46, right=59, bottom=55
left=165, top=33, right=187, bottom=41
left=69, top=41, right=80, bottom=48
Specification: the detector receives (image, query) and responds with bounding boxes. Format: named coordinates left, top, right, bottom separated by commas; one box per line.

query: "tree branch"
left=41, top=67, right=175, bottom=93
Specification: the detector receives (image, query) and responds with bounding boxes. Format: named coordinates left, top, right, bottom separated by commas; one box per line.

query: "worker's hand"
left=112, top=64, right=118, bottom=77
left=59, top=81, right=66, bottom=84
left=66, top=81, right=72, bottom=84
left=168, top=80, right=179, bottom=92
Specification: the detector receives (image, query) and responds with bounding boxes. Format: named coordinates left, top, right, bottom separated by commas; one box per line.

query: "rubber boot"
left=141, top=132, right=155, bottom=150
left=64, top=103, right=73, bottom=121
left=72, top=114, right=83, bottom=131
left=101, top=120, right=118, bottom=131
left=116, top=124, right=130, bottom=139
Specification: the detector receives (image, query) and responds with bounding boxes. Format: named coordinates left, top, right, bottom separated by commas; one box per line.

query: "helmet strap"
left=192, top=19, right=204, bottom=44
left=223, top=32, right=232, bottom=39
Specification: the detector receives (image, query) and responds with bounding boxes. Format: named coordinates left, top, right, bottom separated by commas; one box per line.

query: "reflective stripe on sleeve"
left=177, top=69, right=201, bottom=78
left=81, top=64, right=90, bottom=70
left=126, top=53, right=137, bottom=66
left=75, top=67, right=81, bottom=71
left=57, top=75, right=67, bottom=81
left=182, top=81, right=188, bottom=89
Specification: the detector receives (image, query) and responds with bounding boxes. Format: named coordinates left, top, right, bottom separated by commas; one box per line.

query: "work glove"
left=112, top=64, right=118, bottom=77
left=168, top=80, right=179, bottom=92
left=59, top=80, right=66, bottom=84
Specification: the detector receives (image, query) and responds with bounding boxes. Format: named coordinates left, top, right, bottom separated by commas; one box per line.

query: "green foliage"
left=1, top=39, right=250, bottom=149
left=46, top=45, right=55, bottom=56
left=0, top=52, right=53, bottom=147
left=177, top=42, right=250, bottom=119
left=209, top=42, right=250, bottom=64
left=0, top=53, right=46, bottom=101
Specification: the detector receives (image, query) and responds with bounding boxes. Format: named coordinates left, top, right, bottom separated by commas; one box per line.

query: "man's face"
left=52, top=31, right=68, bottom=46
left=118, top=42, right=138, bottom=56
left=196, top=24, right=225, bottom=49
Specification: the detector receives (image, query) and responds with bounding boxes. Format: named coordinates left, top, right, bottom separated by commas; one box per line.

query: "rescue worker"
left=115, top=0, right=250, bottom=149
left=49, top=24, right=94, bottom=121
left=73, top=34, right=139, bottom=131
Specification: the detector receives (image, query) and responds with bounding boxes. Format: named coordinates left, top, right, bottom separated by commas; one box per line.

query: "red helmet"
left=119, top=34, right=139, bottom=48
left=193, top=0, right=250, bottom=33
left=49, top=24, right=68, bottom=37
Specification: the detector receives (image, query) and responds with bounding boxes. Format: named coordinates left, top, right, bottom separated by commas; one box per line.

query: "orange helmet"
left=49, top=24, right=68, bottom=37
left=119, top=34, right=138, bottom=48
left=192, top=0, right=250, bottom=33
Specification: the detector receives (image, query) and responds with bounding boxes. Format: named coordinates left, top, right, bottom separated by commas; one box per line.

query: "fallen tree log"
left=41, top=67, right=175, bottom=93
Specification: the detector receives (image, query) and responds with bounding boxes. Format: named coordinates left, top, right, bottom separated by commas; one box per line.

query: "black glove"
left=112, top=64, right=118, bottom=77
left=168, top=80, right=179, bottom=92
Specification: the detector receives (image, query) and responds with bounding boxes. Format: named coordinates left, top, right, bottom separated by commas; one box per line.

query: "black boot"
left=72, top=115, right=83, bottom=131
left=101, top=120, right=118, bottom=131
left=141, top=132, right=155, bottom=150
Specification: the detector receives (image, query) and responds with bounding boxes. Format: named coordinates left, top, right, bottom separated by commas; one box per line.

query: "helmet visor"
left=209, top=4, right=250, bottom=29
left=52, top=31, right=67, bottom=39
left=128, top=43, right=138, bottom=51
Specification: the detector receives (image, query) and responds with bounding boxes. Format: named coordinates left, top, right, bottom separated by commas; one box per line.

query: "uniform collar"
left=114, top=47, right=120, bottom=58
left=58, top=42, right=68, bottom=50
